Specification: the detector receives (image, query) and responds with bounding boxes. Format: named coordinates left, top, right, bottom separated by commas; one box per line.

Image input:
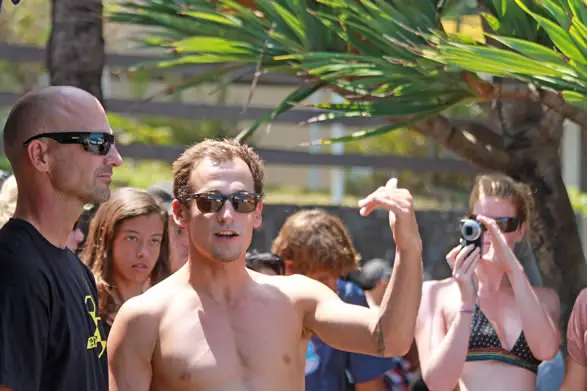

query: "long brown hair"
left=81, top=187, right=171, bottom=318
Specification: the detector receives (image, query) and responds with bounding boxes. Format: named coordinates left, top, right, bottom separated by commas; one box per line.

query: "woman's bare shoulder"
left=423, top=277, right=457, bottom=295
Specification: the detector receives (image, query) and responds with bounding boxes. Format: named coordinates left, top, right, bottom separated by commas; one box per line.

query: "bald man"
left=0, top=86, right=123, bottom=391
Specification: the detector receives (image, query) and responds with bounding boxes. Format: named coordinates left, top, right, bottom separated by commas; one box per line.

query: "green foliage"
left=433, top=0, right=587, bottom=98
left=109, top=111, right=242, bottom=147
left=109, top=0, right=586, bottom=146
left=108, top=113, right=174, bottom=145
left=568, top=186, right=587, bottom=215
left=0, top=0, right=49, bottom=92
left=0, top=156, right=12, bottom=173
left=111, top=158, right=172, bottom=189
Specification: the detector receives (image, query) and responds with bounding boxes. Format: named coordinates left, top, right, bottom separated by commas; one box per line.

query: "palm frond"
left=109, top=0, right=587, bottom=144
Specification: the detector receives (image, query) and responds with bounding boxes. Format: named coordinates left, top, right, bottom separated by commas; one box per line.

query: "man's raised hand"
left=357, top=178, right=421, bottom=252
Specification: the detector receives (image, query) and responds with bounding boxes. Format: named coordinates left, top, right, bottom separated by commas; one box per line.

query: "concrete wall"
left=250, top=204, right=543, bottom=284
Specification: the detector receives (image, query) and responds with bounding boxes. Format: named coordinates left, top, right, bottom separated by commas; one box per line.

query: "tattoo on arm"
left=376, top=319, right=385, bottom=356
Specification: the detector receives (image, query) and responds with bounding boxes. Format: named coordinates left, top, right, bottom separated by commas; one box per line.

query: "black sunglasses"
left=469, top=214, right=520, bottom=233
left=23, top=132, right=115, bottom=156
left=188, top=191, right=262, bottom=214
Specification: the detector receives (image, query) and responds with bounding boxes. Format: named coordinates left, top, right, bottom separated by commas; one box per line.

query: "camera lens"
left=460, top=219, right=482, bottom=241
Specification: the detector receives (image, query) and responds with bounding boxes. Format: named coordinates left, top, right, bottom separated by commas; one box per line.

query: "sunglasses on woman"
left=23, top=132, right=115, bottom=156
left=469, top=214, right=521, bottom=233
left=188, top=191, right=262, bottom=214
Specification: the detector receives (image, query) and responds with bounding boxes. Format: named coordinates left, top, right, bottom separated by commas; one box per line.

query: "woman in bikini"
left=414, top=174, right=560, bottom=391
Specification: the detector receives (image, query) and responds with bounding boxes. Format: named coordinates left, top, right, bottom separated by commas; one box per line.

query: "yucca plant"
left=110, top=0, right=587, bottom=341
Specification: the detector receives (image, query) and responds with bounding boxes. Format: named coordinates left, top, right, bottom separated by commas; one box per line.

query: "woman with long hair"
left=81, top=187, right=171, bottom=337
left=414, top=174, right=560, bottom=391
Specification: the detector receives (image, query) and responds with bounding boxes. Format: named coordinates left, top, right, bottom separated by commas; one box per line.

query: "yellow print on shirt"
left=85, top=295, right=107, bottom=358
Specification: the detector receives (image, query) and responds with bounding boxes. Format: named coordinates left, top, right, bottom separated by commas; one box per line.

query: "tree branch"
left=411, top=115, right=513, bottom=172
left=451, top=117, right=503, bottom=148
left=538, top=108, right=565, bottom=145
left=492, top=83, right=587, bottom=129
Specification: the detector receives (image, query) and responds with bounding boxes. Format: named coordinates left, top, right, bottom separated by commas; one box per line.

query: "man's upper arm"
left=0, top=259, right=50, bottom=391
left=301, top=276, right=379, bottom=355
left=108, top=296, right=158, bottom=391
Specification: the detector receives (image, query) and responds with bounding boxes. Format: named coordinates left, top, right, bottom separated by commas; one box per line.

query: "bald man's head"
left=3, top=86, right=104, bottom=167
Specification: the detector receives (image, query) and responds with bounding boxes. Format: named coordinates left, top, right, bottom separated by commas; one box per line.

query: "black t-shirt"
left=0, top=218, right=108, bottom=391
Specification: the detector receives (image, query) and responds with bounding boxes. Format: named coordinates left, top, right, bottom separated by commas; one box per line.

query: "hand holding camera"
left=446, top=243, right=481, bottom=307
left=444, top=218, right=485, bottom=306
left=474, top=215, right=521, bottom=275
left=455, top=215, right=522, bottom=277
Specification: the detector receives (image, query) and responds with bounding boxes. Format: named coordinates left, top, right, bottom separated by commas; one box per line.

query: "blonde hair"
left=0, top=175, right=17, bottom=227
left=469, top=173, right=533, bottom=224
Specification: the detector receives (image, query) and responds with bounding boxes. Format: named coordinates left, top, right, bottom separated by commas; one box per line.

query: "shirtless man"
left=0, top=86, right=123, bottom=391
left=107, top=139, right=423, bottom=391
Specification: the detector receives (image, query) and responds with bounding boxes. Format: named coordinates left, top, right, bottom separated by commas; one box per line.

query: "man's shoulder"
left=134, top=277, right=176, bottom=312
left=0, top=224, right=48, bottom=285
left=257, top=273, right=311, bottom=289
left=570, top=288, right=587, bottom=314
left=257, top=274, right=332, bottom=306
left=0, top=219, right=55, bottom=263
left=0, top=219, right=36, bottom=254
left=266, top=273, right=328, bottom=294
left=573, top=288, right=587, bottom=306
left=114, top=287, right=165, bottom=336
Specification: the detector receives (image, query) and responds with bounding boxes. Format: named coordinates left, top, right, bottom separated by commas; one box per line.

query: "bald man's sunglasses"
left=23, top=132, right=115, bottom=156
left=188, top=191, right=262, bottom=214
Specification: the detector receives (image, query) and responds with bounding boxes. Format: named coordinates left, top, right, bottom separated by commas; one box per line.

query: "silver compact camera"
left=459, top=218, right=483, bottom=249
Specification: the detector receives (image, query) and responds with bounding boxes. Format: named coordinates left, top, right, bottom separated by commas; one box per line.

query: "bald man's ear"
left=27, top=141, right=51, bottom=173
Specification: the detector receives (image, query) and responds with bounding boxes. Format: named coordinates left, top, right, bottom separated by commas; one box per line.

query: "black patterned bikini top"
left=466, top=304, right=541, bottom=373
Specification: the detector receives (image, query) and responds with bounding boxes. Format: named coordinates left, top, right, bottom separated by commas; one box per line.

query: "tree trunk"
left=508, top=148, right=587, bottom=354
left=495, top=88, right=587, bottom=352
left=47, top=0, right=105, bottom=103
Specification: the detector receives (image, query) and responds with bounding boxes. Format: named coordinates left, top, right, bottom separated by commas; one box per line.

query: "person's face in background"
left=111, top=213, right=164, bottom=285
left=167, top=215, right=189, bottom=273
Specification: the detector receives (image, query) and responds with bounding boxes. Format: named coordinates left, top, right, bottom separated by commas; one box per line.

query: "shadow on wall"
left=251, top=204, right=543, bottom=285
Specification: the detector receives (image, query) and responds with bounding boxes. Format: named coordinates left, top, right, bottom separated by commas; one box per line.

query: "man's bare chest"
left=152, top=295, right=306, bottom=390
